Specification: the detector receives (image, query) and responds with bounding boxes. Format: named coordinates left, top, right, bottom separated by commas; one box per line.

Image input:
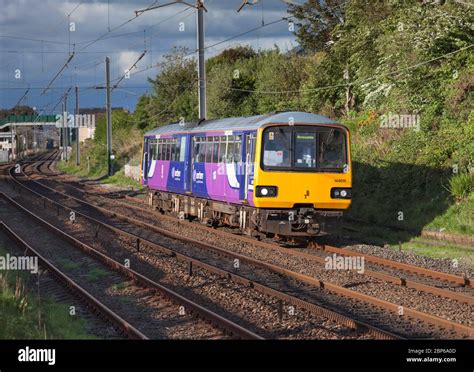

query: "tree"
left=287, top=0, right=346, bottom=53
left=148, top=47, right=198, bottom=126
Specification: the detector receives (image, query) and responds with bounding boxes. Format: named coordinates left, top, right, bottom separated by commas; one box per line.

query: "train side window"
left=157, top=139, right=162, bottom=160
left=171, top=139, right=176, bottom=161
left=179, top=136, right=186, bottom=162
left=160, top=139, right=165, bottom=160
left=234, top=135, right=242, bottom=163
left=193, top=137, right=200, bottom=163
left=205, top=137, right=214, bottom=163
left=199, top=137, right=206, bottom=162
left=226, top=139, right=234, bottom=163
left=161, top=141, right=166, bottom=161
left=163, top=141, right=169, bottom=161
left=149, top=139, right=158, bottom=160
left=212, top=141, right=219, bottom=163
left=168, top=140, right=173, bottom=160
left=219, top=136, right=227, bottom=163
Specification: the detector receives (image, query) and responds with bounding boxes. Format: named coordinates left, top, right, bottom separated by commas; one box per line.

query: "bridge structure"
left=0, top=115, right=60, bottom=162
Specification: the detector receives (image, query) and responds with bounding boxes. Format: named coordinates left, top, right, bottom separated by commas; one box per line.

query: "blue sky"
left=0, top=0, right=300, bottom=114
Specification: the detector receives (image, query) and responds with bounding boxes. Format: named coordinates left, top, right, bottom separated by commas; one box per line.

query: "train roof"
left=144, top=111, right=339, bottom=136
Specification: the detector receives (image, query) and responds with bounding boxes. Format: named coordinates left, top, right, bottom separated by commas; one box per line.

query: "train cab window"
left=318, top=129, right=346, bottom=169
left=262, top=128, right=291, bottom=167
left=294, top=132, right=316, bottom=168
left=261, top=126, right=347, bottom=172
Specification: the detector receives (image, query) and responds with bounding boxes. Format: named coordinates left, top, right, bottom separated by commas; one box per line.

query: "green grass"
left=86, top=268, right=111, bottom=282
left=0, top=246, right=95, bottom=339
left=58, top=156, right=143, bottom=191
left=426, top=193, right=474, bottom=235
left=100, top=171, right=143, bottom=190
left=387, top=239, right=474, bottom=266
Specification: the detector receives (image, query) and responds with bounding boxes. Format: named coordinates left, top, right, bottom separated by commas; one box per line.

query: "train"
left=141, top=111, right=352, bottom=241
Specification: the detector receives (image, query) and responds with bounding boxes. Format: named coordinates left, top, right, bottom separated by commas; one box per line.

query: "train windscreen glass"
left=262, top=126, right=347, bottom=171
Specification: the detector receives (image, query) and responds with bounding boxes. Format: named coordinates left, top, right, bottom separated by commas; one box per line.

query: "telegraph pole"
left=105, top=57, right=112, bottom=176
left=197, top=0, right=206, bottom=120
left=75, top=86, right=80, bottom=165
left=134, top=0, right=207, bottom=120
left=62, top=96, right=68, bottom=162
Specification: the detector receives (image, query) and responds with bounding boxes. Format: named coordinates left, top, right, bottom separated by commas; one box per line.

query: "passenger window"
left=212, top=142, right=219, bottom=163
left=198, top=138, right=206, bottom=162
left=179, top=136, right=186, bottom=162
left=193, top=138, right=200, bottom=163
left=226, top=140, right=234, bottom=163
left=234, top=136, right=242, bottom=163
left=170, top=140, right=176, bottom=161
left=205, top=137, right=214, bottom=163
left=219, top=137, right=227, bottom=163
left=157, top=140, right=162, bottom=160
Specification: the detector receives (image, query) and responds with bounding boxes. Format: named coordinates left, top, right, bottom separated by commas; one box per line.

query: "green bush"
left=448, top=173, right=474, bottom=202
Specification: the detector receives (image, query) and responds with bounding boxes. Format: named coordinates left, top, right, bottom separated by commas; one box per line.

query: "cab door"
left=243, top=132, right=256, bottom=202
left=142, top=138, right=149, bottom=186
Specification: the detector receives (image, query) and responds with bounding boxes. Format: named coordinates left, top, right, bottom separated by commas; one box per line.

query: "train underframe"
left=146, top=189, right=343, bottom=242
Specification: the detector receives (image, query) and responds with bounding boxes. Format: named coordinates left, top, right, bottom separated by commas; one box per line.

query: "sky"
left=0, top=0, right=300, bottom=114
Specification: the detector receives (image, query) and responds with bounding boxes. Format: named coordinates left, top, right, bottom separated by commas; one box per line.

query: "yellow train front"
left=142, top=111, right=351, bottom=240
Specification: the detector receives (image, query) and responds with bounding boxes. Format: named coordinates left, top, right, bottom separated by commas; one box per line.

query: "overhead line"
left=77, top=0, right=159, bottom=52
left=113, top=51, right=147, bottom=90
left=14, top=88, right=30, bottom=107
left=40, top=53, right=75, bottom=95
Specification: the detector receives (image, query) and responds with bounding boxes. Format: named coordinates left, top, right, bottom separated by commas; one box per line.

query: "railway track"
left=4, top=156, right=474, bottom=339
left=39, top=156, right=474, bottom=295
left=35, top=157, right=474, bottom=299
left=0, top=190, right=262, bottom=340
left=31, top=158, right=474, bottom=304
left=3, top=161, right=403, bottom=340
left=3, top=158, right=402, bottom=340
left=0, top=221, right=146, bottom=340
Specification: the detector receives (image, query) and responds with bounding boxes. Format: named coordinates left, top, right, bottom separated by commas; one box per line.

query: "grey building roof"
left=145, top=111, right=339, bottom=136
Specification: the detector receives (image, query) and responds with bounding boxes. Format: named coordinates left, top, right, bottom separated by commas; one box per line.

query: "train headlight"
left=331, top=188, right=351, bottom=199
left=256, top=186, right=278, bottom=197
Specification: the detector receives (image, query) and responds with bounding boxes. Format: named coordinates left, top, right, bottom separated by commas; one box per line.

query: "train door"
left=243, top=132, right=256, bottom=202
left=184, top=135, right=192, bottom=192
left=190, top=135, right=208, bottom=197
left=168, top=135, right=187, bottom=193
left=142, top=137, right=149, bottom=186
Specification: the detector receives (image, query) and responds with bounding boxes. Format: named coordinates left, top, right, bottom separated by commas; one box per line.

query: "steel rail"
left=9, top=164, right=474, bottom=338
left=0, top=221, right=148, bottom=340
left=0, top=190, right=263, bottom=340
left=6, top=165, right=403, bottom=340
